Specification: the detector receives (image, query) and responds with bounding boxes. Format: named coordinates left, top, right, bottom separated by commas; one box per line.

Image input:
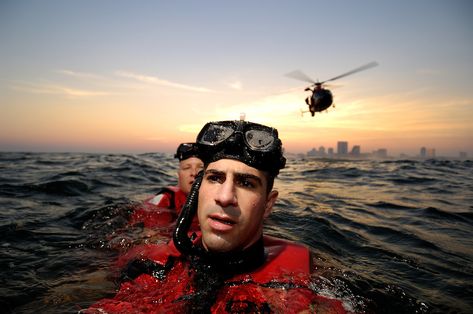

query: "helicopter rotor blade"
left=284, top=70, right=316, bottom=84
left=321, top=61, right=379, bottom=84
left=323, top=83, right=342, bottom=89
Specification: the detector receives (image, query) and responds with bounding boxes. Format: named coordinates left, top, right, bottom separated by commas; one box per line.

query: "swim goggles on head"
left=196, top=120, right=286, bottom=175
left=174, top=143, right=200, bottom=161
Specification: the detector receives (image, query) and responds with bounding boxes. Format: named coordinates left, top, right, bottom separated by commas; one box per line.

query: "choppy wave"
left=1, top=152, right=472, bottom=313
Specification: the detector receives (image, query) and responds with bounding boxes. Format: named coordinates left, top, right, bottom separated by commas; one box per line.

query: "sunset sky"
left=1, top=1, right=472, bottom=157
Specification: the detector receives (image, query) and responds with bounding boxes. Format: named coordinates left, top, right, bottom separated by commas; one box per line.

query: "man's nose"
left=190, top=166, right=199, bottom=177
left=215, top=179, right=237, bottom=207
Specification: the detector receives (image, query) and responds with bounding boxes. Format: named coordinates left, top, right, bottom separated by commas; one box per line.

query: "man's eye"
left=238, top=179, right=255, bottom=189
left=206, top=174, right=223, bottom=183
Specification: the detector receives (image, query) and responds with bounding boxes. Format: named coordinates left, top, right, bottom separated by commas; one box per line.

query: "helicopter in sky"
left=285, top=61, right=379, bottom=116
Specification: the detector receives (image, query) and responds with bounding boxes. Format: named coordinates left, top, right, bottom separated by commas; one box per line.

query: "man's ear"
left=263, top=190, right=278, bottom=219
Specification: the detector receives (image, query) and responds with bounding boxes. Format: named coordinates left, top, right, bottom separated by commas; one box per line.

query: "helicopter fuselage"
left=305, top=89, right=333, bottom=116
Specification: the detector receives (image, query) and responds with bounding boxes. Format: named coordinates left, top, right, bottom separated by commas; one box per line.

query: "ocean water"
left=0, top=152, right=472, bottom=313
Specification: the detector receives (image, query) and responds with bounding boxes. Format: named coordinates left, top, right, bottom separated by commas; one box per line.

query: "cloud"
left=9, top=81, right=111, bottom=98
left=56, top=70, right=105, bottom=80
left=115, top=71, right=214, bottom=93
left=226, top=80, right=242, bottom=90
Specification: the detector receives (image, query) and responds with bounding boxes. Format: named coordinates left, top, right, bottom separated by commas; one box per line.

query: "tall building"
left=351, top=145, right=361, bottom=157
left=328, top=147, right=334, bottom=157
left=337, top=141, right=348, bottom=156
left=420, top=147, right=436, bottom=158
left=307, top=148, right=317, bottom=157
left=420, top=147, right=427, bottom=158
left=426, top=148, right=436, bottom=158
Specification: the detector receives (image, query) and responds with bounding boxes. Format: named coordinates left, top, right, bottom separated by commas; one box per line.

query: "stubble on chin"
left=201, top=231, right=235, bottom=252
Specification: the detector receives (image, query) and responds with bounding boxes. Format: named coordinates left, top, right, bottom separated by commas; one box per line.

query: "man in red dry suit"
left=85, top=120, right=349, bottom=313
left=128, top=143, right=203, bottom=228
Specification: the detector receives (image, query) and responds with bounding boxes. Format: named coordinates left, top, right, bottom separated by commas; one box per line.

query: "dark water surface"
left=1, top=152, right=472, bottom=313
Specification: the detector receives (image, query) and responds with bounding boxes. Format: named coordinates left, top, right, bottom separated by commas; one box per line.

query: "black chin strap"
left=173, top=170, right=204, bottom=256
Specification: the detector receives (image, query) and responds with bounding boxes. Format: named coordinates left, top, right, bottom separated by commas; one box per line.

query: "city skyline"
left=306, top=140, right=467, bottom=159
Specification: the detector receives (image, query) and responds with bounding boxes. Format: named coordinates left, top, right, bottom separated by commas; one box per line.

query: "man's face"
left=178, top=157, right=204, bottom=195
left=197, top=159, right=278, bottom=252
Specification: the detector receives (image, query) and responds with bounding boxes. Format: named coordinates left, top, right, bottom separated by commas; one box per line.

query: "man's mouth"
left=209, top=214, right=236, bottom=227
